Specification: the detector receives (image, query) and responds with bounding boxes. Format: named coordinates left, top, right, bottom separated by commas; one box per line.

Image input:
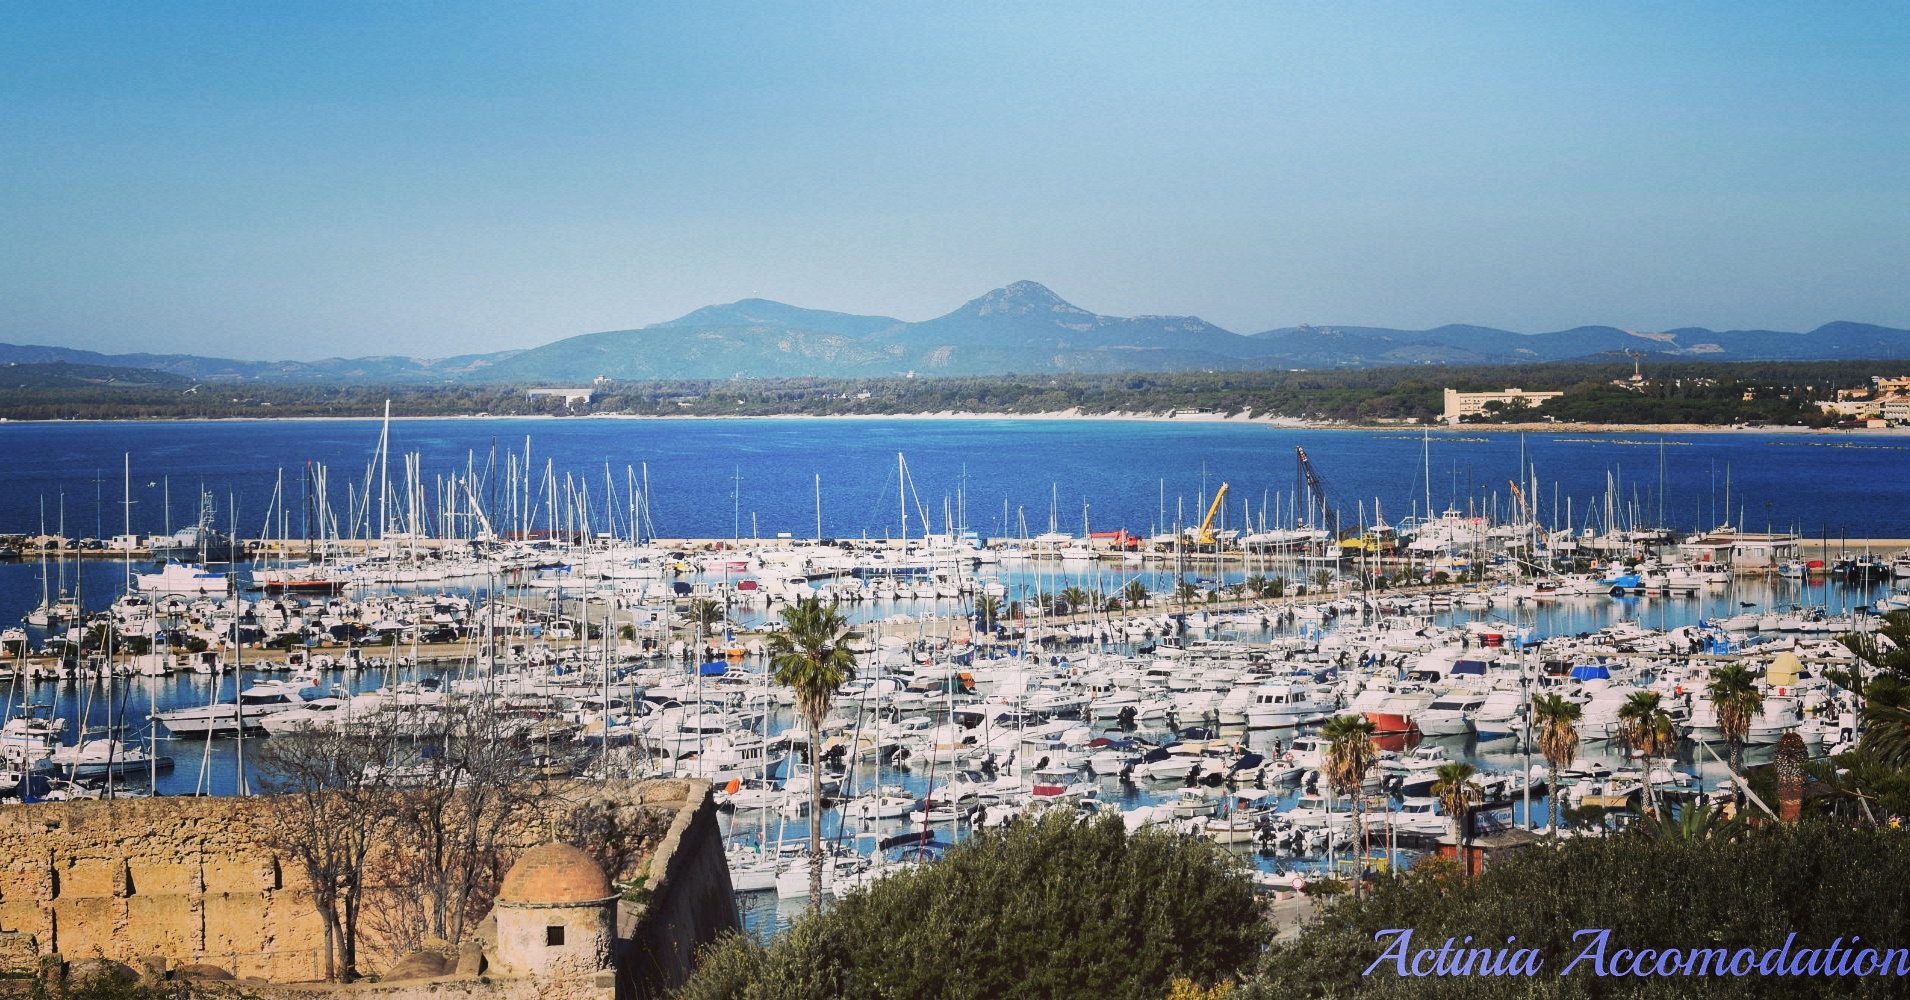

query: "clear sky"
left=3, top=2, right=1906, bottom=360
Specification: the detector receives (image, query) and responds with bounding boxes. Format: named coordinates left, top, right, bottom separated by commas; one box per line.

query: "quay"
left=6, top=531, right=1910, bottom=572
left=0, top=579, right=1884, bottom=678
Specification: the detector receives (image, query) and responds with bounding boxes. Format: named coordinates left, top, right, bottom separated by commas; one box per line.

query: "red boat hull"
left=1362, top=711, right=1419, bottom=735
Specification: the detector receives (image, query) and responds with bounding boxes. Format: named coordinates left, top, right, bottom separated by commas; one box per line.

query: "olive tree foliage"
left=673, top=813, right=1263, bottom=1000
left=1242, top=823, right=1910, bottom=1000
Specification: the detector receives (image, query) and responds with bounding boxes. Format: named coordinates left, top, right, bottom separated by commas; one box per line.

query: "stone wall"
left=616, top=781, right=739, bottom=999
left=0, top=794, right=330, bottom=980
left=0, top=778, right=732, bottom=991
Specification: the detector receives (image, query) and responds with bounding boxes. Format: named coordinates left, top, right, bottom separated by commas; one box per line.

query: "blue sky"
left=2, top=2, right=1906, bottom=360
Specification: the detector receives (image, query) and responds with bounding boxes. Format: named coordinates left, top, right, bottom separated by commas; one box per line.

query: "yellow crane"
left=1195, top=482, right=1231, bottom=547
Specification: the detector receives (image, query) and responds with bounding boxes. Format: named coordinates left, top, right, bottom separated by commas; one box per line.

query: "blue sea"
left=1, top=418, right=1903, bottom=552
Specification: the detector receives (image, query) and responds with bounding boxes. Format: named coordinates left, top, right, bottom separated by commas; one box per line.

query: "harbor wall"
left=620, top=779, right=739, bottom=998
left=0, top=778, right=735, bottom=992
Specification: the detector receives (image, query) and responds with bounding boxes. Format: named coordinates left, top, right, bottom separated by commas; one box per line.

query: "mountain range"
left=3, top=281, right=1905, bottom=383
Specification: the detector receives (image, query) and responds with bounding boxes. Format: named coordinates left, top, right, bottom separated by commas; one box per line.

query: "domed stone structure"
left=493, top=843, right=616, bottom=980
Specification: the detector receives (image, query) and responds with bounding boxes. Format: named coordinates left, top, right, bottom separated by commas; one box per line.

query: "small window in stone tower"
left=546, top=925, right=565, bottom=947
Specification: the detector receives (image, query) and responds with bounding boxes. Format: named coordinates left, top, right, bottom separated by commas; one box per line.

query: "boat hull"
left=1362, top=711, right=1418, bottom=735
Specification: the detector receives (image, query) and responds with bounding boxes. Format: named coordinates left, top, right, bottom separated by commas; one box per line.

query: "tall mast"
left=377, top=399, right=391, bottom=541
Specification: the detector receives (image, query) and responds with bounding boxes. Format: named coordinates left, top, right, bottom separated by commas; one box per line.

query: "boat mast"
left=378, top=399, right=392, bottom=542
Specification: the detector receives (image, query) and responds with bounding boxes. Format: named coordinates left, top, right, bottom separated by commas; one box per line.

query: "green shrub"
left=675, top=813, right=1262, bottom=1000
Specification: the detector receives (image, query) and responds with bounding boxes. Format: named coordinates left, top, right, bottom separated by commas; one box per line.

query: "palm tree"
left=1431, top=761, right=1481, bottom=861
left=1635, top=801, right=1745, bottom=842
left=1319, top=714, right=1376, bottom=895
left=767, top=596, right=861, bottom=907
left=974, top=593, right=1003, bottom=635
left=1243, top=575, right=1269, bottom=598
left=1311, top=569, right=1334, bottom=591
left=1122, top=579, right=1149, bottom=608
left=1059, top=586, right=1090, bottom=616
left=1706, top=664, right=1761, bottom=788
left=1775, top=730, right=1808, bottom=822
left=1531, top=693, right=1582, bottom=838
left=1618, top=691, right=1677, bottom=815
left=686, top=597, right=723, bottom=635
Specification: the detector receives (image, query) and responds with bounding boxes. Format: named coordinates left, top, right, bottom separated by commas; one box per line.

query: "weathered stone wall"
left=0, top=778, right=725, bottom=989
left=0, top=794, right=330, bottom=980
left=618, top=780, right=739, bottom=999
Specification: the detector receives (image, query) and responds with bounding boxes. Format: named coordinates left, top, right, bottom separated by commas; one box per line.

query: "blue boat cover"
left=698, top=661, right=728, bottom=676
left=1451, top=659, right=1489, bottom=675
left=1569, top=664, right=1611, bottom=680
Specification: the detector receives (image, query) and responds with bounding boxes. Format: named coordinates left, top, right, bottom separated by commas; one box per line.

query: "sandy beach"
left=7, top=407, right=1909, bottom=436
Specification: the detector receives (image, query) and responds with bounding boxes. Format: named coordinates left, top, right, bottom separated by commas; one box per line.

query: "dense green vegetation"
left=1824, top=610, right=1910, bottom=818
left=678, top=814, right=1910, bottom=1000
left=1463, top=375, right=1835, bottom=427
left=1244, top=823, right=1910, bottom=999
left=673, top=813, right=1261, bottom=1000
left=0, top=359, right=1898, bottom=425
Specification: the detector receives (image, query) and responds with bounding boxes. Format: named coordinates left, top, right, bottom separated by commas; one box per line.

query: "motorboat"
left=151, top=680, right=318, bottom=736
left=133, top=561, right=230, bottom=596
left=258, top=697, right=348, bottom=735
left=1244, top=683, right=1332, bottom=728
left=42, top=739, right=174, bottom=780
left=1415, top=692, right=1486, bottom=736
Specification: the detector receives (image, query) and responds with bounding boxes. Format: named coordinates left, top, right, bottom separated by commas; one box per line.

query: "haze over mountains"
left=3, top=281, right=1906, bottom=384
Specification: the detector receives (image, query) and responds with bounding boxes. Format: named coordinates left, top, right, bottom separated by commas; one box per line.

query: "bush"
left=1242, top=822, right=1910, bottom=999
left=675, top=813, right=1262, bottom=1000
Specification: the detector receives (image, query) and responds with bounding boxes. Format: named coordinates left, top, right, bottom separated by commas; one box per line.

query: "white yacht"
left=1416, top=691, right=1487, bottom=736
left=258, top=697, right=349, bottom=735
left=42, top=739, right=174, bottom=780
left=134, top=561, right=230, bottom=596
left=1243, top=683, right=1332, bottom=728
left=151, top=680, right=317, bottom=736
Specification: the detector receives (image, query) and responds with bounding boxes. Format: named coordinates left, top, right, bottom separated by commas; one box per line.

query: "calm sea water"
left=1, top=418, right=1903, bottom=547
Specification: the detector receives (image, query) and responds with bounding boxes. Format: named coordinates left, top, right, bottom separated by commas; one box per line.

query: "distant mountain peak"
left=961, top=281, right=1091, bottom=318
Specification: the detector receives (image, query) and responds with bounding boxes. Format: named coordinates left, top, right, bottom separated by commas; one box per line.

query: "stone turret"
left=492, top=843, right=617, bottom=981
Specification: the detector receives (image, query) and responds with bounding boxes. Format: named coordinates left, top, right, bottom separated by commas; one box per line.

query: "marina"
left=2, top=417, right=1907, bottom=939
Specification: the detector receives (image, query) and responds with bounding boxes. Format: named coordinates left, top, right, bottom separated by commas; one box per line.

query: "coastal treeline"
left=0, top=359, right=1891, bottom=425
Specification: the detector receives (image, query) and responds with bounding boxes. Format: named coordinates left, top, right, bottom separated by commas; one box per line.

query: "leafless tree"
left=380, top=695, right=551, bottom=945
left=253, top=722, right=393, bottom=981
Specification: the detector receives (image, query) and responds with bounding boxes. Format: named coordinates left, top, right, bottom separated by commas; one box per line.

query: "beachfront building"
left=527, top=387, right=597, bottom=407
left=1676, top=530, right=1801, bottom=567
left=1441, top=388, right=1564, bottom=425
